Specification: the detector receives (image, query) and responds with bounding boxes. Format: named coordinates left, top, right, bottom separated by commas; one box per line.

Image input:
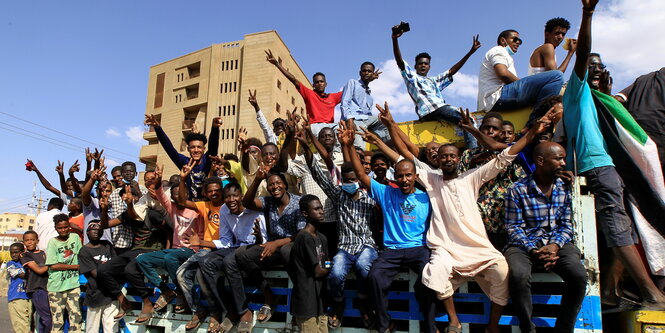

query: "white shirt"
left=34, top=208, right=62, bottom=251
left=477, top=46, right=517, bottom=111
left=213, top=205, right=267, bottom=249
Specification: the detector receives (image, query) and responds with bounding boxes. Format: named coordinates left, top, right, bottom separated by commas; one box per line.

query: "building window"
left=233, top=82, right=237, bottom=92
left=219, top=106, right=222, bottom=116
left=187, top=62, right=200, bottom=78
left=277, top=80, right=282, bottom=90
left=221, top=130, right=225, bottom=140
left=231, top=128, right=234, bottom=139
left=154, top=73, right=165, bottom=108
left=232, top=105, right=236, bottom=115
left=235, top=60, right=238, bottom=69
left=291, top=96, right=295, bottom=105
left=276, top=103, right=281, bottom=113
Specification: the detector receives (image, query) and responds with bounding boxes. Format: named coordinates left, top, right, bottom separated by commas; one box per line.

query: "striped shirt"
left=504, top=176, right=574, bottom=252
left=308, top=157, right=376, bottom=255
left=287, top=152, right=342, bottom=224
left=401, top=60, right=454, bottom=118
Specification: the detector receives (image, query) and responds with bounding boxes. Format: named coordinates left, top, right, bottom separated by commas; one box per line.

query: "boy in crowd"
left=528, top=17, right=577, bottom=75
left=46, top=214, right=83, bottom=333
left=21, top=230, right=52, bottom=333
left=297, top=128, right=378, bottom=328
left=135, top=164, right=202, bottom=314
left=144, top=114, right=222, bottom=200
left=7, top=242, right=32, bottom=333
left=174, top=159, right=225, bottom=330
left=79, top=221, right=118, bottom=333
left=80, top=167, right=113, bottom=245
left=391, top=23, right=481, bottom=148
left=289, top=195, right=330, bottom=332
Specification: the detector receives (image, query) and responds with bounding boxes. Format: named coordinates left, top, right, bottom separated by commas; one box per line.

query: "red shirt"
left=69, top=214, right=84, bottom=242
left=298, top=82, right=342, bottom=124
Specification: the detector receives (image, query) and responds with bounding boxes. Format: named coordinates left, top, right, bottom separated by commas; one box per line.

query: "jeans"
left=505, top=244, right=587, bottom=333
left=227, top=243, right=293, bottom=315
left=199, top=247, right=237, bottom=317
left=352, top=116, right=391, bottom=149
left=135, top=248, right=195, bottom=291
left=421, top=105, right=478, bottom=149
left=30, top=289, right=52, bottom=333
left=492, top=70, right=564, bottom=112
left=328, top=246, right=378, bottom=301
left=367, top=246, right=437, bottom=333
left=176, top=249, right=212, bottom=313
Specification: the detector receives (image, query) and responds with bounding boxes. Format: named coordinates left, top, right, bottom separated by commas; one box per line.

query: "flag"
left=592, top=90, right=665, bottom=275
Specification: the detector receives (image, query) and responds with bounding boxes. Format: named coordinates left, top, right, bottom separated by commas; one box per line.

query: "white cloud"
left=105, top=128, right=121, bottom=137
left=125, top=126, right=144, bottom=146
left=592, top=0, right=665, bottom=89
left=370, top=59, right=478, bottom=122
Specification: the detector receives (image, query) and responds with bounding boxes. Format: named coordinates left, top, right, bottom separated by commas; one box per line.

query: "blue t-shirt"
left=369, top=179, right=430, bottom=249
left=562, top=70, right=614, bottom=173
left=6, top=260, right=28, bottom=301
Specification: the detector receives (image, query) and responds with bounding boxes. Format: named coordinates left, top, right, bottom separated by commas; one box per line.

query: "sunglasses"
left=511, top=36, right=523, bottom=44
left=588, top=63, right=607, bottom=70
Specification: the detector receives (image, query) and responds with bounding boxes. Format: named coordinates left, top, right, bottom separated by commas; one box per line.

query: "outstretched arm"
left=176, top=160, right=199, bottom=211
left=56, top=161, right=74, bottom=198
left=360, top=127, right=400, bottom=164
left=265, top=49, right=300, bottom=88
left=146, top=114, right=186, bottom=168
left=68, top=161, right=83, bottom=195
left=457, top=108, right=508, bottom=151
left=207, top=117, right=222, bottom=156
left=508, top=106, right=561, bottom=155
left=340, top=120, right=371, bottom=189
left=27, top=160, right=61, bottom=196
left=448, top=35, right=482, bottom=76
left=241, top=163, right=269, bottom=212
left=376, top=102, right=416, bottom=161
left=391, top=24, right=406, bottom=71
left=573, top=0, right=599, bottom=80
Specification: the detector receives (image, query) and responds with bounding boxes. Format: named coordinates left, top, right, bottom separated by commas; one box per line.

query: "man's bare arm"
left=493, top=64, right=519, bottom=84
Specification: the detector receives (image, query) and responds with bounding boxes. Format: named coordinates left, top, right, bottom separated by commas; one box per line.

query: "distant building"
left=139, top=30, right=312, bottom=178
left=0, top=212, right=35, bottom=233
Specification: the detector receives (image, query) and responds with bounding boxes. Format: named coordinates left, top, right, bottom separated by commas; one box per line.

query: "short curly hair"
left=545, top=17, right=570, bottom=33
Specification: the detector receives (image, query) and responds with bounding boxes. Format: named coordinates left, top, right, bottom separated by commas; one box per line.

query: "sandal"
left=207, top=316, right=221, bottom=333
left=133, top=311, right=152, bottom=325
left=328, top=315, right=342, bottom=329
left=154, top=292, right=177, bottom=312
left=257, top=304, right=272, bottom=322
left=113, top=302, right=132, bottom=320
left=237, top=320, right=253, bottom=333
left=445, top=325, right=463, bottom=332
left=186, top=311, right=208, bottom=331
left=219, top=317, right=234, bottom=333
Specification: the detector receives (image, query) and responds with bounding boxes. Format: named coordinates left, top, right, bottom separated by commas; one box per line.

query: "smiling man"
left=478, top=29, right=564, bottom=113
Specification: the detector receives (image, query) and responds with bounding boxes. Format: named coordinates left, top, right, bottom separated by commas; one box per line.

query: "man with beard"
left=144, top=113, right=222, bottom=200
left=341, top=119, right=438, bottom=333
left=385, top=100, right=555, bottom=333
left=504, top=142, right=587, bottom=333
left=562, top=0, right=665, bottom=308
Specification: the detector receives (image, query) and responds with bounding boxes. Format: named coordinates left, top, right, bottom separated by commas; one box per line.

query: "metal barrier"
left=83, top=187, right=602, bottom=333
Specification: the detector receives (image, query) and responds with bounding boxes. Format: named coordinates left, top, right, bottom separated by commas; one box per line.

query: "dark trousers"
left=505, top=243, right=588, bottom=333
left=30, top=289, right=52, bottom=333
left=226, top=243, right=293, bottom=315
left=199, top=247, right=237, bottom=316
left=97, top=249, right=152, bottom=298
left=367, top=246, right=437, bottom=333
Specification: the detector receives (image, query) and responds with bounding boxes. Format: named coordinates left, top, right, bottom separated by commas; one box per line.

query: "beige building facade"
left=0, top=212, right=35, bottom=233
left=140, top=30, right=312, bottom=177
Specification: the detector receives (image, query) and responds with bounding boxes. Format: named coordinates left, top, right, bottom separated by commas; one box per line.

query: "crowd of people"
left=7, top=0, right=665, bottom=332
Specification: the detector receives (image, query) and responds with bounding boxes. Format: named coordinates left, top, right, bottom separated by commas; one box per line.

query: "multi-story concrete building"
left=0, top=212, right=35, bottom=233
left=140, top=30, right=312, bottom=177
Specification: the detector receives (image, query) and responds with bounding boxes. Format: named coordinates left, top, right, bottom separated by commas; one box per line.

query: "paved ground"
left=0, top=296, right=12, bottom=330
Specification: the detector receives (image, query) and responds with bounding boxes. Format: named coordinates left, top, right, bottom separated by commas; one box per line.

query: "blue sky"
left=1, top=0, right=661, bottom=214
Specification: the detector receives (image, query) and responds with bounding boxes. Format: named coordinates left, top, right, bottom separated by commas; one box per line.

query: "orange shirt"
left=194, top=201, right=221, bottom=242
left=69, top=214, right=84, bottom=243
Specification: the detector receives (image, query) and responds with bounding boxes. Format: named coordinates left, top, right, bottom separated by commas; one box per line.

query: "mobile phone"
left=324, top=260, right=332, bottom=269
left=392, top=21, right=410, bottom=35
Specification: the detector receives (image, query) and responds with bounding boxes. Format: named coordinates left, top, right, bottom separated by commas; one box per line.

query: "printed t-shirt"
left=369, top=178, right=430, bottom=249
left=45, top=233, right=82, bottom=292
left=194, top=201, right=221, bottom=242
left=6, top=260, right=29, bottom=301
left=78, top=241, right=114, bottom=307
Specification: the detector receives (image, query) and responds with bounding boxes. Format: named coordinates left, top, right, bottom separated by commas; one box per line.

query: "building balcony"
left=139, top=144, right=158, bottom=164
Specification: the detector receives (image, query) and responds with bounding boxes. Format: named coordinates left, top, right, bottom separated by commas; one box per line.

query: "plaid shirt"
left=401, top=60, right=454, bottom=118
left=109, top=184, right=148, bottom=249
left=308, top=157, right=376, bottom=255
left=287, top=151, right=342, bottom=224
left=504, top=175, right=574, bottom=252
